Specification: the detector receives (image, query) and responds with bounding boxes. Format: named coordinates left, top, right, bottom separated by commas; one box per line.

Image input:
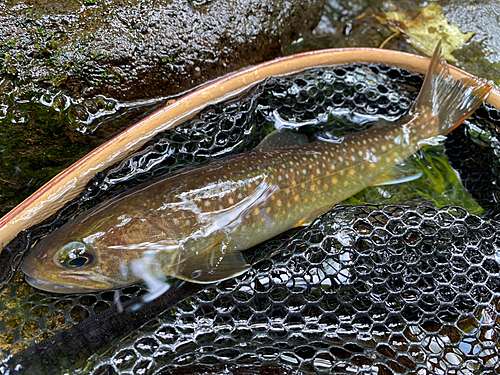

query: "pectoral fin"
left=164, top=242, right=250, bottom=284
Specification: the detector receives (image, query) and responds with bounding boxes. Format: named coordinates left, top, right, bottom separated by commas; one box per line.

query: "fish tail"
left=412, top=40, right=491, bottom=136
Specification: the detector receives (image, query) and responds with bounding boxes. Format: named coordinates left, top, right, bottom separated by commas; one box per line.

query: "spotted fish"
left=22, top=43, right=491, bottom=293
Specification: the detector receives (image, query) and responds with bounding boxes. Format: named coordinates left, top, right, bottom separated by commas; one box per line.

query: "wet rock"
left=304, top=0, right=500, bottom=84
left=0, top=0, right=325, bottom=100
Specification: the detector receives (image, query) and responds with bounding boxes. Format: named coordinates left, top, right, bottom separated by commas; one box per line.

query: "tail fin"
left=412, top=41, right=491, bottom=136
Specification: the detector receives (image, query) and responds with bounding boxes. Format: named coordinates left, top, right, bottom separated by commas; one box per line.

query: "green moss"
left=3, top=298, right=22, bottom=310
left=15, top=284, right=34, bottom=299
left=0, top=82, right=157, bottom=216
left=452, top=43, right=500, bottom=88
left=29, top=305, right=50, bottom=318
left=20, top=320, right=40, bottom=341
left=5, top=314, right=24, bottom=330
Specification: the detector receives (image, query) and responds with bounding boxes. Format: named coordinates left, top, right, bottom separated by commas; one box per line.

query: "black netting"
left=90, top=205, right=500, bottom=375
left=0, top=62, right=499, bottom=374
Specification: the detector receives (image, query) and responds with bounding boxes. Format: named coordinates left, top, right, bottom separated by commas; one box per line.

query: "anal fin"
left=372, top=165, right=423, bottom=186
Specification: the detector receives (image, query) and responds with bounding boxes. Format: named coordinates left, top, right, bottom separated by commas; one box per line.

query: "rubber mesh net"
left=0, top=62, right=500, bottom=374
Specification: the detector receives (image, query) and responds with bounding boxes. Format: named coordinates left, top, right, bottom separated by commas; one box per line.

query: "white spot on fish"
left=364, top=150, right=378, bottom=163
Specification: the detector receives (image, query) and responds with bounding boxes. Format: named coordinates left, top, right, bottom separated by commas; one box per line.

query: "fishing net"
left=1, top=60, right=500, bottom=374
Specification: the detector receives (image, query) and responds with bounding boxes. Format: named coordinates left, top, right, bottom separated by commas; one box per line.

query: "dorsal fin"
left=257, top=130, right=309, bottom=149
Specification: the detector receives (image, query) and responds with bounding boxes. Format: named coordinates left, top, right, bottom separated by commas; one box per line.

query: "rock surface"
left=307, top=0, right=500, bottom=85
left=1, top=0, right=325, bottom=99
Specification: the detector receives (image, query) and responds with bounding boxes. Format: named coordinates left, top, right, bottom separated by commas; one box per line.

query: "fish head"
left=21, top=212, right=153, bottom=293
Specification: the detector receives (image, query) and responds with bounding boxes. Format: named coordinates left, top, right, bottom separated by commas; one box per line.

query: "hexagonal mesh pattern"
left=92, top=205, right=500, bottom=375
left=0, top=61, right=499, bottom=374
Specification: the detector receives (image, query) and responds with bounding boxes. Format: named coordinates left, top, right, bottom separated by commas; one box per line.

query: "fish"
left=21, top=43, right=491, bottom=293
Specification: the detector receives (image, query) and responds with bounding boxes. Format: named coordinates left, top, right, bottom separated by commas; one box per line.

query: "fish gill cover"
left=0, top=63, right=500, bottom=374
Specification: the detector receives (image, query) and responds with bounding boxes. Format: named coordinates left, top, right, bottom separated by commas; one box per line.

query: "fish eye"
left=57, top=242, right=95, bottom=269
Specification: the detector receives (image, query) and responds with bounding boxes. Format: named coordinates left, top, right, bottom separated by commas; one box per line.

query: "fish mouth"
left=24, top=273, right=112, bottom=294
left=21, top=251, right=114, bottom=293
